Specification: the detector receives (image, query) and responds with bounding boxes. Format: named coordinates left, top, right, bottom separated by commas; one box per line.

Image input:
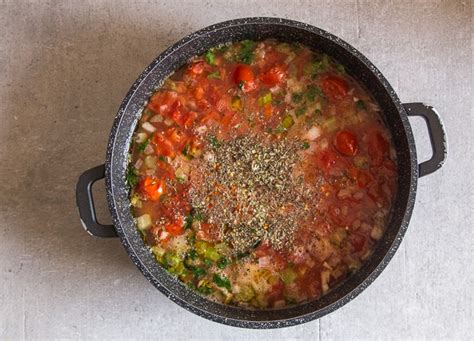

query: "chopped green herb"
left=205, top=50, right=216, bottom=65
left=302, top=141, right=310, bottom=149
left=204, top=258, right=213, bottom=267
left=238, top=80, right=245, bottom=90
left=305, top=85, right=322, bottom=102
left=207, top=71, right=221, bottom=79
left=217, top=257, right=229, bottom=269
left=239, top=40, right=255, bottom=64
left=158, top=155, right=167, bottom=162
left=213, top=273, right=231, bottom=291
left=356, top=99, right=365, bottom=110
left=138, top=139, right=149, bottom=152
left=304, top=55, right=330, bottom=77
left=295, top=107, right=306, bottom=117
left=182, top=144, right=190, bottom=156
left=126, top=166, right=138, bottom=187
left=187, top=234, right=196, bottom=245
left=208, top=135, right=221, bottom=148
left=186, top=249, right=198, bottom=260
left=292, top=93, right=303, bottom=103
left=192, top=267, right=206, bottom=278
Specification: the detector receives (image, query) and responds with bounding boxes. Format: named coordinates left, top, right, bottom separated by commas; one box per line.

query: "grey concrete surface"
left=0, top=0, right=472, bottom=340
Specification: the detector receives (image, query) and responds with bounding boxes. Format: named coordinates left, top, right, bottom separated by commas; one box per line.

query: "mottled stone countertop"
left=0, top=1, right=472, bottom=339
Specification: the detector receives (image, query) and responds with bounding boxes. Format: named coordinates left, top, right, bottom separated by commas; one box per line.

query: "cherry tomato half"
left=334, top=130, right=358, bottom=156
left=321, top=75, right=348, bottom=100
left=233, top=64, right=256, bottom=92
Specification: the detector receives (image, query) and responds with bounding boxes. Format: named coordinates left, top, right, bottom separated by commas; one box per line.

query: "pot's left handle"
left=76, top=164, right=118, bottom=238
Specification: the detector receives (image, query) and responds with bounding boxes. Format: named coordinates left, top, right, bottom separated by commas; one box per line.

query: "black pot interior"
left=106, top=18, right=417, bottom=328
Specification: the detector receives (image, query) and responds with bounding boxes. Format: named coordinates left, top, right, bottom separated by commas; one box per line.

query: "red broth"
left=127, top=40, right=397, bottom=308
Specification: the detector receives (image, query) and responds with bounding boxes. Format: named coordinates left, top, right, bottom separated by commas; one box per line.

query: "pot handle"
left=403, top=103, right=447, bottom=177
left=76, top=164, right=118, bottom=238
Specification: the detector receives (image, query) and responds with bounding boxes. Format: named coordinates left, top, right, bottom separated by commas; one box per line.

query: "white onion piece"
left=144, top=156, right=156, bottom=169
left=164, top=118, right=174, bottom=126
left=142, top=121, right=156, bottom=133
left=150, top=114, right=163, bottom=123
left=136, top=214, right=152, bottom=231
left=135, top=132, right=148, bottom=143
left=319, top=138, right=329, bottom=150
left=258, top=256, right=271, bottom=268
left=144, top=143, right=154, bottom=155
left=195, top=125, right=207, bottom=135
left=370, top=225, right=383, bottom=240
left=305, top=126, right=322, bottom=141
left=134, top=159, right=143, bottom=170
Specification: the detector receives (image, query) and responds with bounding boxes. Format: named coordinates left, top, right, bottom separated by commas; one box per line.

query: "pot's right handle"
left=403, top=103, right=447, bottom=177
left=76, top=164, right=118, bottom=238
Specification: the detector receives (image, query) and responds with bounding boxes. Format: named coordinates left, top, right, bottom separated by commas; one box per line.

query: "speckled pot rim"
left=104, top=17, right=418, bottom=329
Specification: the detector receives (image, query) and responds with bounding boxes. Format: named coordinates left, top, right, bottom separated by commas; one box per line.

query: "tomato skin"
left=321, top=75, right=348, bottom=100
left=165, top=217, right=185, bottom=236
left=260, top=64, right=287, bottom=87
left=335, top=130, right=358, bottom=156
left=233, top=64, right=256, bottom=92
left=317, top=150, right=339, bottom=172
left=139, top=177, right=166, bottom=201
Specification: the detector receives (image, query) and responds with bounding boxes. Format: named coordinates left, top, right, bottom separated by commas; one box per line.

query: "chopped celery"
left=235, top=284, right=255, bottom=302
left=205, top=50, right=216, bottom=65
left=281, top=267, right=297, bottom=285
left=258, top=92, right=272, bottom=106
left=322, top=116, right=338, bottom=132
left=207, top=71, right=220, bottom=79
left=282, top=115, right=294, bottom=129
left=164, top=252, right=181, bottom=268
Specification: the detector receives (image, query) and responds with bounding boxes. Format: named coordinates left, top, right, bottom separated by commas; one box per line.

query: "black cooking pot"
left=76, top=17, right=447, bottom=328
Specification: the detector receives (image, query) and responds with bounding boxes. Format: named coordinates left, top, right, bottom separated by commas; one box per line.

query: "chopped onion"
left=319, top=138, right=329, bottom=150
left=135, top=132, right=148, bottom=143
left=338, top=188, right=352, bottom=199
left=150, top=114, right=163, bottom=123
left=142, top=121, right=156, bottom=133
left=321, top=270, right=330, bottom=293
left=144, top=155, right=157, bottom=169
left=144, top=143, right=154, bottom=155
left=370, top=225, right=383, bottom=240
left=136, top=214, right=152, bottom=231
left=195, top=125, right=207, bottom=135
left=258, top=256, right=271, bottom=268
left=305, top=126, right=322, bottom=141
left=175, top=168, right=188, bottom=183
left=164, top=118, right=174, bottom=126
left=134, top=159, right=143, bottom=170
left=353, top=191, right=364, bottom=200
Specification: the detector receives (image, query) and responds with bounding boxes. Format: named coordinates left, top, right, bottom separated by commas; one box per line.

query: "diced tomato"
left=334, top=130, right=358, bottom=156
left=165, top=217, right=185, bottom=236
left=321, top=75, right=348, bottom=100
left=233, top=64, right=256, bottom=92
left=267, top=281, right=285, bottom=305
left=139, top=177, right=166, bottom=201
left=260, top=64, right=287, bottom=87
left=188, top=60, right=206, bottom=75
left=147, top=90, right=178, bottom=114
left=350, top=233, right=366, bottom=252
left=153, top=133, right=176, bottom=158
left=254, top=242, right=272, bottom=258
left=263, top=103, right=272, bottom=117
left=356, top=170, right=373, bottom=188
left=317, top=150, right=339, bottom=172
left=194, top=86, right=205, bottom=100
